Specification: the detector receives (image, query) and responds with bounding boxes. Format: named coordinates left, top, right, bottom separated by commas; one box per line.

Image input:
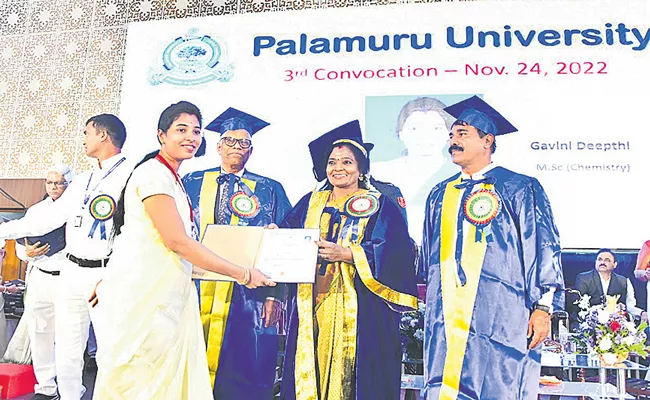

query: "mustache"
left=448, top=145, right=464, bottom=154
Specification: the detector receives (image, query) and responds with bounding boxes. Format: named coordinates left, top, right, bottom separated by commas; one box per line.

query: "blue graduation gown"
left=369, top=176, right=408, bottom=223
left=280, top=189, right=418, bottom=400
left=183, top=167, right=292, bottom=399
left=419, top=166, right=565, bottom=400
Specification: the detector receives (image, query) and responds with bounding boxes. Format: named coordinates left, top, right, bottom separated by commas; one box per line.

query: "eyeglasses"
left=220, top=136, right=252, bottom=149
left=45, top=180, right=68, bottom=187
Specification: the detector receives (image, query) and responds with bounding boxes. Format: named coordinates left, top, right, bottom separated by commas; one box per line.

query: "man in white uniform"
left=0, top=114, right=132, bottom=400
left=14, top=164, right=74, bottom=400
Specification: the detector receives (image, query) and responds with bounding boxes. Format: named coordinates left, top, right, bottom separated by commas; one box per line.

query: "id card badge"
left=74, top=215, right=83, bottom=227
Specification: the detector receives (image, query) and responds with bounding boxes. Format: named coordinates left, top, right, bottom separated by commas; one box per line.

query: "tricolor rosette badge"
left=229, top=191, right=260, bottom=219
left=344, top=194, right=379, bottom=218
left=88, top=194, right=117, bottom=239
left=463, top=189, right=501, bottom=227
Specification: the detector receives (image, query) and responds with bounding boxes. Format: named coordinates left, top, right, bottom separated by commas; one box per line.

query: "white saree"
left=93, top=159, right=212, bottom=399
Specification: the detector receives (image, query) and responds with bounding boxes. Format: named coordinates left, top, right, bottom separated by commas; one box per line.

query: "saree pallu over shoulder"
left=95, top=159, right=212, bottom=399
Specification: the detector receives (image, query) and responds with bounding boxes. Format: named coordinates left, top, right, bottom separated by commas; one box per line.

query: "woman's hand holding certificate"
left=197, top=225, right=319, bottom=283
left=316, top=240, right=353, bottom=264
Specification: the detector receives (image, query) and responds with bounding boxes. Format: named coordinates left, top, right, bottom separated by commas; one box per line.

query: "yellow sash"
left=294, top=190, right=418, bottom=400
left=439, top=177, right=491, bottom=399
left=198, top=170, right=257, bottom=387
left=294, top=191, right=328, bottom=400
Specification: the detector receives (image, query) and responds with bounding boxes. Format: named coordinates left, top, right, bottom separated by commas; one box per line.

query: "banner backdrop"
left=119, top=0, right=650, bottom=249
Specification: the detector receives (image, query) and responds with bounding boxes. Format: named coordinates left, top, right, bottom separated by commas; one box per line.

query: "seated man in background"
left=634, top=241, right=650, bottom=310
left=574, top=248, right=647, bottom=324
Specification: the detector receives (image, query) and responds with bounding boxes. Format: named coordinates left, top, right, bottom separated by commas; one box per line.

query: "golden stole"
left=294, top=190, right=417, bottom=400
left=439, top=177, right=490, bottom=399
left=197, top=171, right=258, bottom=386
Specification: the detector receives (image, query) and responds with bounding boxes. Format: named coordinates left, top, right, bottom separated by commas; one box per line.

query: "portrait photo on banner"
left=366, top=93, right=478, bottom=242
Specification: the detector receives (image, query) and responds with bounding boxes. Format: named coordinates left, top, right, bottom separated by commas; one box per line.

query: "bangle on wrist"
left=237, top=268, right=251, bottom=286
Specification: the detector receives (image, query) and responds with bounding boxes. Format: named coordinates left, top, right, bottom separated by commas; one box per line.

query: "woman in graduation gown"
left=280, top=120, right=419, bottom=400
left=91, top=101, right=273, bottom=399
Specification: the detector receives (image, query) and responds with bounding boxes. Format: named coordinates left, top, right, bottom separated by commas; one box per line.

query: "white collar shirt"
left=598, top=272, right=643, bottom=318
left=14, top=197, right=68, bottom=270
left=0, top=154, right=134, bottom=261
left=217, top=168, right=246, bottom=199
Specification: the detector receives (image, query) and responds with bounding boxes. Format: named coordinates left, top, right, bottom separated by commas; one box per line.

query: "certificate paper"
left=254, top=228, right=319, bottom=283
left=195, top=225, right=319, bottom=283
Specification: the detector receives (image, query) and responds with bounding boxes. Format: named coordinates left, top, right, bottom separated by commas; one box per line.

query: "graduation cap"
left=195, top=137, right=207, bottom=157
left=196, top=107, right=269, bottom=157
left=444, top=95, right=517, bottom=136
left=204, top=107, right=270, bottom=136
left=308, top=120, right=374, bottom=181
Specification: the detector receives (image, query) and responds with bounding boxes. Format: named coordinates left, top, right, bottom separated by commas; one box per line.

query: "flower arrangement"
left=400, top=300, right=425, bottom=366
left=573, top=294, right=648, bottom=361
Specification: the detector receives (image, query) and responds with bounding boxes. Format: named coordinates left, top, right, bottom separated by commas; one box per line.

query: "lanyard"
left=83, top=157, right=126, bottom=206
left=155, top=154, right=194, bottom=223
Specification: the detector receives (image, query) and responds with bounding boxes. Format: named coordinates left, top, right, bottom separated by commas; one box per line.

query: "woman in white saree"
left=92, top=101, right=273, bottom=399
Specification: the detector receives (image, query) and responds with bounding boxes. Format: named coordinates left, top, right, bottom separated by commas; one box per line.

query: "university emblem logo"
left=148, top=28, right=234, bottom=86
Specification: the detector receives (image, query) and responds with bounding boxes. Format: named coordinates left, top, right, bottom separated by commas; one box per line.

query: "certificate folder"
left=195, top=224, right=319, bottom=283
left=16, top=224, right=66, bottom=257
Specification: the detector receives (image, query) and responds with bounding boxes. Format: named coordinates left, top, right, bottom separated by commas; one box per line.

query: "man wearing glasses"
left=183, top=107, right=292, bottom=399
left=13, top=164, right=74, bottom=400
